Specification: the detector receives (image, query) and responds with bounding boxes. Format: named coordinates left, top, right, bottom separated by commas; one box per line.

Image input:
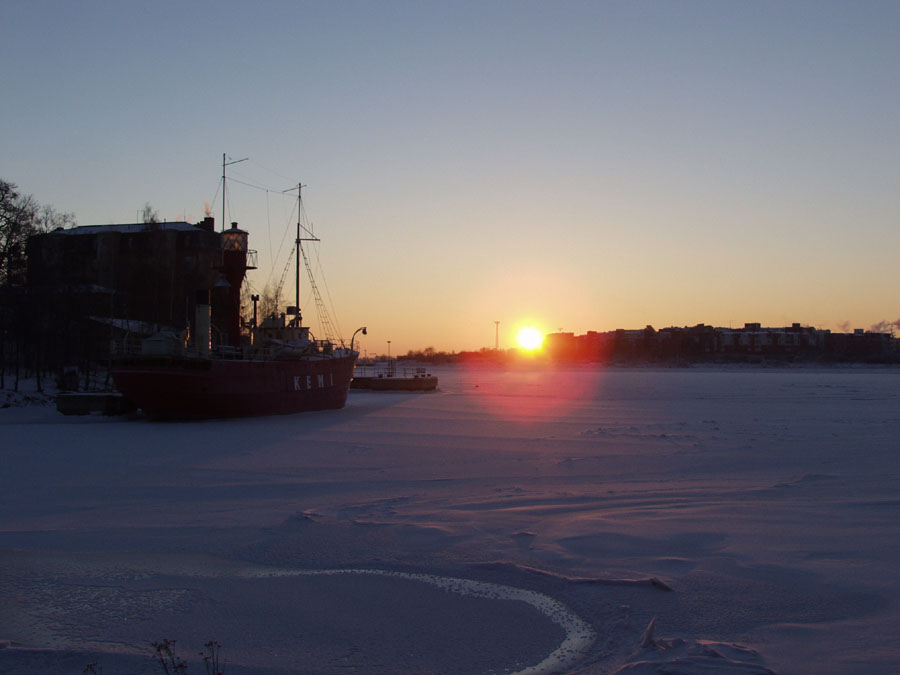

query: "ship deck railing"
left=111, top=336, right=346, bottom=362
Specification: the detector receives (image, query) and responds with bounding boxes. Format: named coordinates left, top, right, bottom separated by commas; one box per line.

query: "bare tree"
left=259, top=280, right=280, bottom=320
left=1, top=179, right=78, bottom=389
left=35, top=203, right=76, bottom=233
left=1, top=180, right=78, bottom=286
left=0, top=179, right=38, bottom=287
left=141, top=202, right=160, bottom=224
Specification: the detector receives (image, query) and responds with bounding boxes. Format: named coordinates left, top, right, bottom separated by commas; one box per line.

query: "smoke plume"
left=869, top=319, right=900, bottom=334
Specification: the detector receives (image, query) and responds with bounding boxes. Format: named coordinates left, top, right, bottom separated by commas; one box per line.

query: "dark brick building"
left=21, top=217, right=235, bottom=374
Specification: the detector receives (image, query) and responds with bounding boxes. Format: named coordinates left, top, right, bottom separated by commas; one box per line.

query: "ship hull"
left=111, top=353, right=358, bottom=419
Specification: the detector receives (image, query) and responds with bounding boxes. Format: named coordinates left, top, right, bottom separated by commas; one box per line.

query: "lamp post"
left=351, top=326, right=367, bottom=352
left=250, top=293, right=260, bottom=345
left=494, top=321, right=500, bottom=350
left=387, top=340, right=393, bottom=376
left=251, top=294, right=259, bottom=326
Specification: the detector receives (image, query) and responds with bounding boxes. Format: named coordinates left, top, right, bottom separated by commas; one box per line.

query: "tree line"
left=1, top=179, right=77, bottom=391
left=0, top=179, right=75, bottom=287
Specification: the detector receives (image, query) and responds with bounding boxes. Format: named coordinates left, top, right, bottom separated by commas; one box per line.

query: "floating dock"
left=56, top=392, right=138, bottom=416
left=351, top=365, right=438, bottom=391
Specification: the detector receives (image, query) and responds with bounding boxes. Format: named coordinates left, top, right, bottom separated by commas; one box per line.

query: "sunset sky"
left=3, top=1, right=899, bottom=355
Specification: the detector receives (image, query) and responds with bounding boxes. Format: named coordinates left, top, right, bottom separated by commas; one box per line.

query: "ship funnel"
left=195, top=289, right=211, bottom=357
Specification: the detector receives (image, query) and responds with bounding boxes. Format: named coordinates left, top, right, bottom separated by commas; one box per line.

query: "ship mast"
left=296, top=183, right=302, bottom=326
left=286, top=181, right=320, bottom=327
left=221, top=153, right=248, bottom=232
left=282, top=181, right=324, bottom=331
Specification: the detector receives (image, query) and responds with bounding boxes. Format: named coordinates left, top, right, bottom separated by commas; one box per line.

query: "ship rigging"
left=109, top=158, right=362, bottom=418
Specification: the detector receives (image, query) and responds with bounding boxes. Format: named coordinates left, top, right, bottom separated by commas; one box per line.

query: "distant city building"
left=543, top=321, right=897, bottom=363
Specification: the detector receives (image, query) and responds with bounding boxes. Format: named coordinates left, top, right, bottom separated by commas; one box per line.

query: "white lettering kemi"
left=293, top=374, right=332, bottom=391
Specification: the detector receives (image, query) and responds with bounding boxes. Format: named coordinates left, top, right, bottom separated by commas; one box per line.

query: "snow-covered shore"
left=2, top=366, right=899, bottom=673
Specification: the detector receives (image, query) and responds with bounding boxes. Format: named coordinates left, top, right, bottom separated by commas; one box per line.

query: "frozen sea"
left=2, top=365, right=899, bottom=674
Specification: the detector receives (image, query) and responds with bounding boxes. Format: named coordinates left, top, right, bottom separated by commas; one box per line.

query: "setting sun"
left=516, top=326, right=544, bottom=351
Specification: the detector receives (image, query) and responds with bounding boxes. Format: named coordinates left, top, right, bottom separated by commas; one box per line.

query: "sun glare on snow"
left=516, top=326, right=544, bottom=351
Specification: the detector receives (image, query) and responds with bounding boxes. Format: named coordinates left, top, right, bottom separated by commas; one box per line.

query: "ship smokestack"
left=195, top=289, right=210, bottom=357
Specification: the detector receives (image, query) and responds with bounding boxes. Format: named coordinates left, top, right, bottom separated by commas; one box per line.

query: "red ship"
left=112, top=177, right=361, bottom=419
left=112, top=348, right=358, bottom=418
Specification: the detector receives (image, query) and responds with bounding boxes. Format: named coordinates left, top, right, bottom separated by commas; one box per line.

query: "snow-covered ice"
left=2, top=365, right=899, bottom=673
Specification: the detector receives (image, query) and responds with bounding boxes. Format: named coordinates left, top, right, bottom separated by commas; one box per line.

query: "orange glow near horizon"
left=459, top=322, right=604, bottom=425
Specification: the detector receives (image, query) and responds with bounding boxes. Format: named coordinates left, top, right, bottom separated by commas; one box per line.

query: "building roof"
left=52, top=221, right=205, bottom=236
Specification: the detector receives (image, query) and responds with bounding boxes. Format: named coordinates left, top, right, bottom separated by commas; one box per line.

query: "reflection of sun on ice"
left=516, top=326, right=544, bottom=351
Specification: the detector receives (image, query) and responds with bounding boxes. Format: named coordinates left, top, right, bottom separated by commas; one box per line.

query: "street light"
left=351, top=326, right=367, bottom=352
left=387, top=340, right=393, bottom=376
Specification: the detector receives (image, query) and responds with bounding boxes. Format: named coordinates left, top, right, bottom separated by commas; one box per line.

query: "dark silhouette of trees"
left=1, top=179, right=76, bottom=390
left=140, top=202, right=160, bottom=224
left=1, top=180, right=37, bottom=287
left=0, top=179, right=75, bottom=287
left=36, top=202, right=76, bottom=232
